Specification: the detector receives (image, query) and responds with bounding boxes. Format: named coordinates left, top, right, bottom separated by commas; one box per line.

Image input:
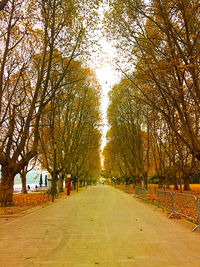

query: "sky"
left=88, top=4, right=121, bottom=158
left=94, top=38, right=121, bottom=151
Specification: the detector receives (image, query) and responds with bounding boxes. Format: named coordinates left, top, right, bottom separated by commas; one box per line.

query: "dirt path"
left=0, top=185, right=200, bottom=266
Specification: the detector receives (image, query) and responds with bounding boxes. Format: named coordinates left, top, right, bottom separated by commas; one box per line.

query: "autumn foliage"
left=13, top=192, right=51, bottom=206
left=103, top=0, right=200, bottom=191
left=0, top=0, right=102, bottom=206
left=0, top=192, right=51, bottom=215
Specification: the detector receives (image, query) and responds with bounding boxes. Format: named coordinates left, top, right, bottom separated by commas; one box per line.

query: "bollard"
left=67, top=174, right=71, bottom=196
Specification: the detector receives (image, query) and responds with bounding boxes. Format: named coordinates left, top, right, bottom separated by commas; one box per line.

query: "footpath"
left=0, top=185, right=200, bottom=267
left=0, top=187, right=86, bottom=217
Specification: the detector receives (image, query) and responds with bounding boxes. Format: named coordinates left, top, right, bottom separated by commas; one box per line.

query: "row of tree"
left=0, top=0, right=102, bottom=206
left=38, top=62, right=102, bottom=196
left=103, top=0, right=200, bottom=190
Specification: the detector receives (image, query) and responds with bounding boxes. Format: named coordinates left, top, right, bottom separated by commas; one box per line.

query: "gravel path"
left=0, top=185, right=200, bottom=266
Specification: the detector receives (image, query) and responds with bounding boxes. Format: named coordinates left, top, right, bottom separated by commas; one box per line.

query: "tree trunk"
left=59, top=174, right=64, bottom=193
left=173, top=171, right=178, bottom=190
left=0, top=166, right=15, bottom=206
left=144, top=173, right=148, bottom=189
left=136, top=175, right=142, bottom=186
left=21, top=171, right=27, bottom=194
left=183, top=176, right=191, bottom=191
left=133, top=175, right=137, bottom=186
left=65, top=176, right=67, bottom=188
left=158, top=176, right=163, bottom=188
left=0, top=0, right=9, bottom=11
left=50, top=170, right=58, bottom=201
left=166, top=173, right=170, bottom=189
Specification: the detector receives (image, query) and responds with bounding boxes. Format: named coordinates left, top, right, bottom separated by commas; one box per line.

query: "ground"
left=1, top=185, right=200, bottom=266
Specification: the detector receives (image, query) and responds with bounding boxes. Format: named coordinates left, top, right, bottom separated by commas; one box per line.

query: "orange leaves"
left=115, top=183, right=200, bottom=224
left=116, top=184, right=125, bottom=190
left=13, top=192, right=51, bottom=207
left=189, top=34, right=197, bottom=39
left=0, top=208, right=14, bottom=215
left=0, top=192, right=51, bottom=216
left=146, top=195, right=157, bottom=203
left=177, top=63, right=194, bottom=72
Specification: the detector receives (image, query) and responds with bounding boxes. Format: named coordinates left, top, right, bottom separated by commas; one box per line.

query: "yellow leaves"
left=178, top=65, right=186, bottom=72
left=189, top=34, right=197, bottom=39
left=182, top=105, right=199, bottom=114
left=177, top=63, right=194, bottom=72
left=145, top=18, right=160, bottom=42
left=177, top=85, right=183, bottom=91
left=178, top=64, right=185, bottom=69
left=187, top=64, right=194, bottom=68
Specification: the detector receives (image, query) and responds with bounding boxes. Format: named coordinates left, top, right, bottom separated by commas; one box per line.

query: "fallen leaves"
left=146, top=195, right=157, bottom=202
left=0, top=192, right=51, bottom=216
left=112, top=183, right=200, bottom=223
left=13, top=192, right=51, bottom=206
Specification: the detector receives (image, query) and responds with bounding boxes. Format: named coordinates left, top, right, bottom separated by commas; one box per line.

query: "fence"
left=173, top=193, right=199, bottom=222
left=135, top=186, right=147, bottom=200
left=134, top=186, right=200, bottom=231
left=157, top=190, right=174, bottom=213
left=114, top=184, right=200, bottom=231
left=157, top=191, right=200, bottom=231
left=124, top=184, right=135, bottom=194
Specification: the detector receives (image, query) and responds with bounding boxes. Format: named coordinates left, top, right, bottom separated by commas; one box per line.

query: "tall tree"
left=105, top=0, right=200, bottom=162
left=0, top=0, right=100, bottom=206
left=105, top=79, right=154, bottom=186
left=0, top=0, right=8, bottom=11
left=39, top=62, right=102, bottom=193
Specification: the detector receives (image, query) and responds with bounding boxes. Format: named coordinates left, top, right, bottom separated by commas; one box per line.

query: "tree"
left=104, top=79, right=154, bottom=187
left=0, top=0, right=8, bottom=11
left=0, top=0, right=101, bottom=206
left=20, top=156, right=38, bottom=194
left=38, top=62, right=102, bottom=193
left=104, top=0, right=200, bottom=162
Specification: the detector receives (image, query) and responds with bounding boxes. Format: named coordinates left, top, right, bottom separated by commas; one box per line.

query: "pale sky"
left=94, top=39, right=121, bottom=151
left=89, top=4, right=121, bottom=156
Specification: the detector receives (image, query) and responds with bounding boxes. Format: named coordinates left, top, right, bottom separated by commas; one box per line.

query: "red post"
left=67, top=174, right=71, bottom=195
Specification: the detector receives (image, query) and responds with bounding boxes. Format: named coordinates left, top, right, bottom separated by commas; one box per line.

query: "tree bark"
left=158, top=176, right=163, bottom=188
left=183, top=176, right=191, bottom=191
left=0, top=0, right=8, bottom=11
left=144, top=173, right=148, bottom=189
left=20, top=171, right=27, bottom=194
left=0, top=166, right=15, bottom=206
left=64, top=176, right=67, bottom=188
left=59, top=174, right=64, bottom=193
left=166, top=173, right=170, bottom=189
left=77, top=180, right=79, bottom=192
left=173, top=171, right=179, bottom=190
